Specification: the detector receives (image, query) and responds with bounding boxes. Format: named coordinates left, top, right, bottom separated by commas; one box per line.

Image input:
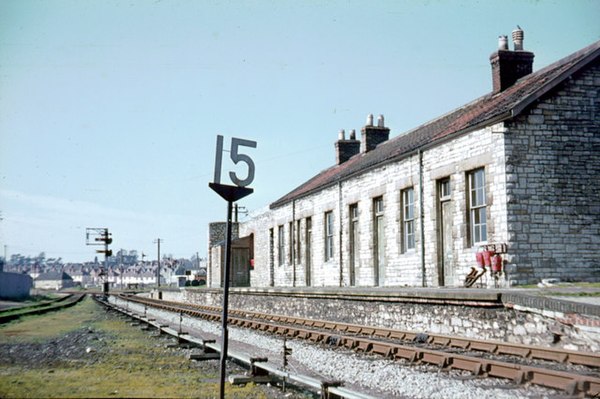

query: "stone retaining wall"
left=159, top=288, right=600, bottom=352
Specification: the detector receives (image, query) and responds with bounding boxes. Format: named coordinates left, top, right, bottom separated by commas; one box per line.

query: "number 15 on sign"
left=213, top=135, right=257, bottom=188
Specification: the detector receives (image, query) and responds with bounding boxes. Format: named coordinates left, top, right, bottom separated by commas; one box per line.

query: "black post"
left=103, top=228, right=110, bottom=297
left=209, top=183, right=253, bottom=399
left=219, top=199, right=234, bottom=399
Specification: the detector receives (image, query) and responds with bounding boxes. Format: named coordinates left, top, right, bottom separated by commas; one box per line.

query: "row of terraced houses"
left=208, top=29, right=600, bottom=289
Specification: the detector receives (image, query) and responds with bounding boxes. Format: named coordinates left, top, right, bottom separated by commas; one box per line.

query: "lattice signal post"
left=209, top=134, right=257, bottom=399
left=86, top=227, right=112, bottom=296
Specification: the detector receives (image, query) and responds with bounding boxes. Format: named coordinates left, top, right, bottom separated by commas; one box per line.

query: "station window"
left=373, top=196, right=385, bottom=285
left=296, top=219, right=302, bottom=264
left=288, top=221, right=293, bottom=264
left=269, top=228, right=274, bottom=285
left=278, top=225, right=285, bottom=266
left=324, top=211, right=334, bottom=261
left=401, top=188, right=415, bottom=251
left=468, top=168, right=487, bottom=245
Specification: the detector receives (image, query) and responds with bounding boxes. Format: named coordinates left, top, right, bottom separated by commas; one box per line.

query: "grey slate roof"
left=35, top=271, right=74, bottom=281
left=270, top=40, right=600, bottom=209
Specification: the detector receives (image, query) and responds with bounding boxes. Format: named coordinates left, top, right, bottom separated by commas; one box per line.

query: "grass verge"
left=0, top=296, right=267, bottom=398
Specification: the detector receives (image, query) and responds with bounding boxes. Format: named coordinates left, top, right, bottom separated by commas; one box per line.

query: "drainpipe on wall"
left=292, top=199, right=296, bottom=287
left=338, top=180, right=344, bottom=287
left=419, top=149, right=426, bottom=287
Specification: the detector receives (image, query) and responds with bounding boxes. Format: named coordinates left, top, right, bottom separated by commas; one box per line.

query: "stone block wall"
left=207, top=222, right=239, bottom=288
left=503, top=64, right=600, bottom=284
left=237, top=122, right=510, bottom=289
left=421, top=123, right=509, bottom=287
left=170, top=288, right=599, bottom=352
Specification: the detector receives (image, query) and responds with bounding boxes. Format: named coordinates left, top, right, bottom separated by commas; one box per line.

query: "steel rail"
left=119, top=294, right=600, bottom=369
left=99, top=295, right=377, bottom=399
left=0, top=294, right=85, bottom=324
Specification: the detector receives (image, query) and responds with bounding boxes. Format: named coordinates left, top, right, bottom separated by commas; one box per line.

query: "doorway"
left=349, top=204, right=359, bottom=286
left=231, top=247, right=250, bottom=287
left=305, top=217, right=312, bottom=286
left=373, top=197, right=385, bottom=286
left=437, top=178, right=453, bottom=286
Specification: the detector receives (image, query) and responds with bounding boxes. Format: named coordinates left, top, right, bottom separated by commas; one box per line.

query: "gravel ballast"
left=115, top=297, right=564, bottom=399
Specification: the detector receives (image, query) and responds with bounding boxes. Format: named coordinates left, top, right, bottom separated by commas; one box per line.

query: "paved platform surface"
left=227, top=285, right=600, bottom=317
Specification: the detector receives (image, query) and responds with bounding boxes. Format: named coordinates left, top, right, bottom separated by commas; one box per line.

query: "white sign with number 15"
left=213, top=135, right=257, bottom=188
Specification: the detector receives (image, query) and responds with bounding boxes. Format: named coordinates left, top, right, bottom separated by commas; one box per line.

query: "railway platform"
left=159, top=284, right=600, bottom=353
left=221, top=284, right=600, bottom=316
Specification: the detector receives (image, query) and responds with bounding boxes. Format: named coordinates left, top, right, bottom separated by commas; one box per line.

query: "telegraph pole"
left=120, top=249, right=124, bottom=289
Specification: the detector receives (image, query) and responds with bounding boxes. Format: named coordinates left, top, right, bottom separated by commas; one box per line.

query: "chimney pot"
left=361, top=116, right=390, bottom=153
left=512, top=26, right=524, bottom=51
left=335, top=128, right=360, bottom=165
left=490, top=27, right=534, bottom=93
left=498, top=35, right=508, bottom=50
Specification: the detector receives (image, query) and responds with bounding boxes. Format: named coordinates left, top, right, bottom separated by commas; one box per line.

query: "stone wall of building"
left=239, top=207, right=274, bottom=287
left=207, top=222, right=239, bottom=287
left=421, top=123, right=510, bottom=287
left=503, top=63, right=600, bottom=285
left=237, top=122, right=510, bottom=289
left=215, top=58, right=600, bottom=289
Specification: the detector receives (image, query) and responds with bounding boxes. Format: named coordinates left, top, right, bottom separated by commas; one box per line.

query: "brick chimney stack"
left=490, top=26, right=534, bottom=93
left=335, top=129, right=360, bottom=165
left=361, top=114, right=390, bottom=153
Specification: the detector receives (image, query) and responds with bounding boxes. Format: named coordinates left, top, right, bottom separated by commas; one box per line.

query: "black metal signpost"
left=209, top=134, right=256, bottom=399
left=85, top=227, right=112, bottom=297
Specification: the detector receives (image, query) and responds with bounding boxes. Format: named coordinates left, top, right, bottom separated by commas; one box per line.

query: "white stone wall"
left=238, top=124, right=508, bottom=288
left=208, top=245, right=222, bottom=287
left=337, top=156, right=422, bottom=287
left=421, top=123, right=509, bottom=287
left=239, top=207, right=273, bottom=287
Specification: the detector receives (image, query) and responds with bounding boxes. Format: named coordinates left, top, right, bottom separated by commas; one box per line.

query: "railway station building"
left=208, top=30, right=600, bottom=289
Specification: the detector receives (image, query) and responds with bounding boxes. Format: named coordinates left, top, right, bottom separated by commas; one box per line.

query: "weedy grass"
left=0, top=294, right=63, bottom=318
left=0, top=297, right=267, bottom=398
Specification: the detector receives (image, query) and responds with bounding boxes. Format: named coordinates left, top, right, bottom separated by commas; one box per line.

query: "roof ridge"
left=270, top=39, right=600, bottom=209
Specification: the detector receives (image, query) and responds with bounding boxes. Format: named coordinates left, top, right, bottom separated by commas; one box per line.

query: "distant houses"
left=3, top=256, right=208, bottom=291
left=34, top=271, right=75, bottom=290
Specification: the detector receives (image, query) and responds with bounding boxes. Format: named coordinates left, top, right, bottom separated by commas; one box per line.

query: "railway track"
left=114, top=294, right=600, bottom=397
left=0, top=294, right=86, bottom=324
left=98, top=295, right=376, bottom=399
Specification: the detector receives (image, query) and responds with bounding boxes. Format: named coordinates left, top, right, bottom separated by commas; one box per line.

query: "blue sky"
left=1, top=0, right=598, bottom=262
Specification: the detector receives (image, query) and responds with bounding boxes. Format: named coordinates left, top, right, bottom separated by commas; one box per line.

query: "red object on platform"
left=475, top=252, right=485, bottom=268
left=482, top=251, right=494, bottom=267
left=491, top=254, right=503, bottom=272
